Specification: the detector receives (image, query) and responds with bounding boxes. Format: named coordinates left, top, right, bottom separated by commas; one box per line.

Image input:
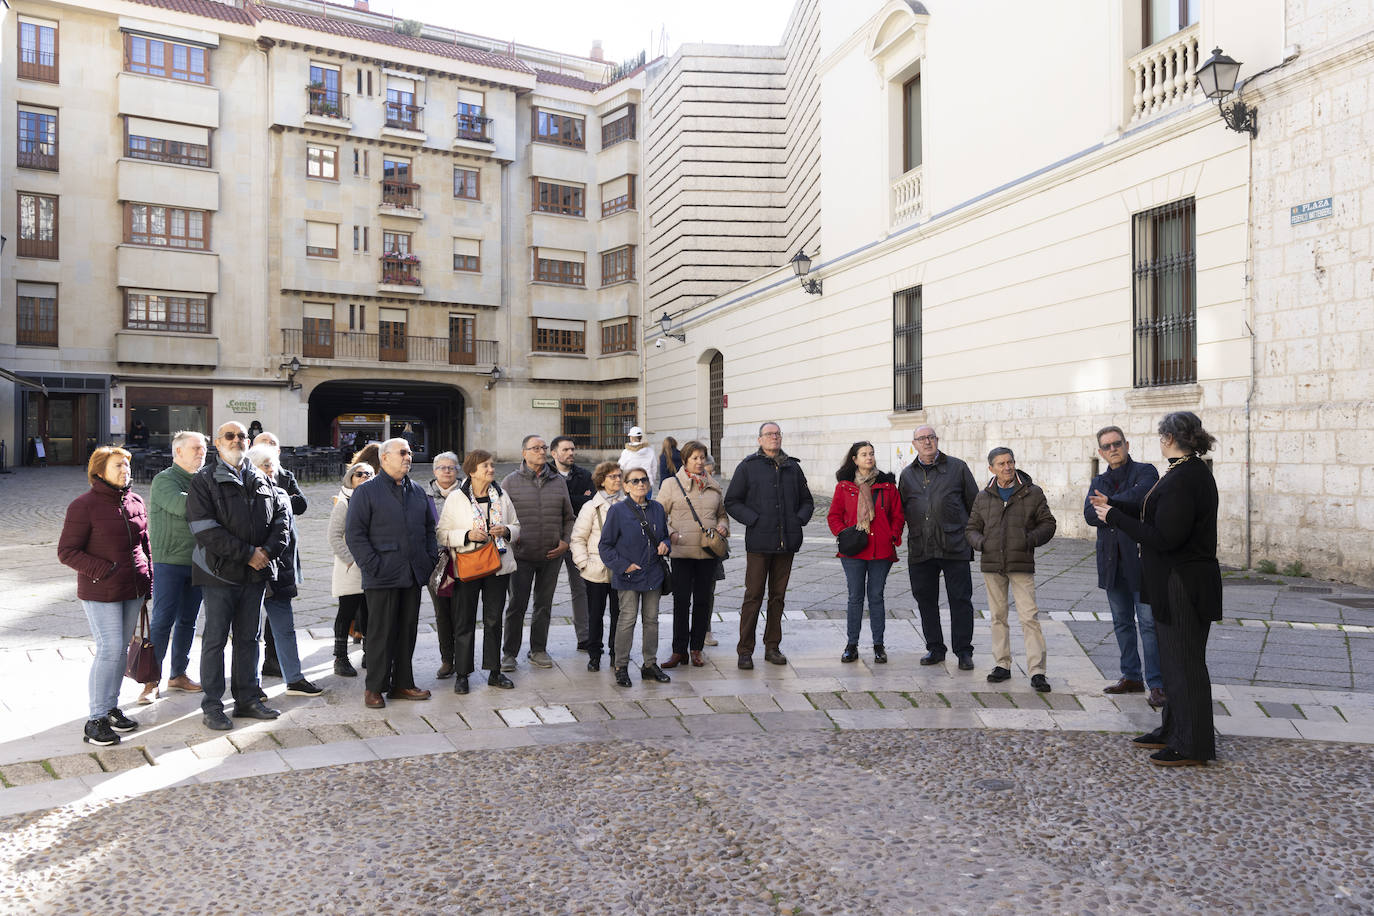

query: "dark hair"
left=660, top=436, right=679, bottom=473
left=987, top=446, right=1014, bottom=466
left=520, top=434, right=544, bottom=450
left=549, top=436, right=574, bottom=452
left=351, top=442, right=381, bottom=472
left=1095, top=425, right=1125, bottom=445
left=1158, top=411, right=1216, bottom=456
left=680, top=440, right=708, bottom=469
left=462, top=449, right=494, bottom=476
left=592, top=460, right=622, bottom=489
left=835, top=440, right=876, bottom=482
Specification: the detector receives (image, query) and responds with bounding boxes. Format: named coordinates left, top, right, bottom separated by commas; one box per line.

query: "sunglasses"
left=220, top=432, right=249, bottom=441
left=1099, top=440, right=1125, bottom=451
left=625, top=477, right=649, bottom=485
left=353, top=470, right=374, bottom=479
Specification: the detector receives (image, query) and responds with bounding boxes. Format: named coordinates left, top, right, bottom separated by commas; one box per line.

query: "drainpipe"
left=1243, top=133, right=1255, bottom=571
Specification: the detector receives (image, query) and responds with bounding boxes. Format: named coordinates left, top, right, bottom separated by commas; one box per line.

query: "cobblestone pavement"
left=2, top=464, right=1372, bottom=910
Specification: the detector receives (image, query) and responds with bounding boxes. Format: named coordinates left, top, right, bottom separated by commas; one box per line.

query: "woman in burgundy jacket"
left=57, top=446, right=153, bottom=747
left=827, top=441, right=904, bottom=664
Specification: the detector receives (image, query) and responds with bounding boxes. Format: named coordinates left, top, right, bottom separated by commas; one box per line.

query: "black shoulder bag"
left=632, top=502, right=673, bottom=595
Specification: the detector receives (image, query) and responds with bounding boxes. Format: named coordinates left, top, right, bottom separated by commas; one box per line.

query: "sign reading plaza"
left=1290, top=197, right=1333, bottom=225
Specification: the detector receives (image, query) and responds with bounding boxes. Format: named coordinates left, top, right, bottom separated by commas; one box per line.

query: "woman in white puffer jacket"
left=328, top=461, right=374, bottom=677
left=570, top=460, right=626, bottom=672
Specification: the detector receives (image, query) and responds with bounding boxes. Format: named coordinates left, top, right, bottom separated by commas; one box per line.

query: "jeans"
left=1105, top=582, right=1161, bottom=688
left=200, top=582, right=266, bottom=715
left=503, top=557, right=560, bottom=658
left=614, top=589, right=661, bottom=670
left=262, top=594, right=304, bottom=683
left=840, top=557, right=892, bottom=645
left=908, top=557, right=975, bottom=658
left=670, top=557, right=717, bottom=654
left=81, top=598, right=142, bottom=719
left=149, top=562, right=202, bottom=680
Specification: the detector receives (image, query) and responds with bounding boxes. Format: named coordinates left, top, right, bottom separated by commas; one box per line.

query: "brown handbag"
left=124, top=601, right=161, bottom=684
left=672, top=474, right=729, bottom=558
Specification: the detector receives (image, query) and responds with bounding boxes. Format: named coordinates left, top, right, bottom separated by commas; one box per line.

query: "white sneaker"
left=703, top=631, right=718, bottom=647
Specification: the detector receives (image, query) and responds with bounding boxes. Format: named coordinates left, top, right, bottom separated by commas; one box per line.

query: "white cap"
left=628, top=426, right=643, bottom=438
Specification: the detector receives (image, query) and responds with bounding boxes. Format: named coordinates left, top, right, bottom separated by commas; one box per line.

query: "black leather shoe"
left=436, top=661, right=455, bottom=679
left=454, top=675, right=469, bottom=695
left=261, top=659, right=282, bottom=679
left=957, top=655, right=975, bottom=671
left=919, top=652, right=947, bottom=666
left=202, top=710, right=233, bottom=731
left=487, top=671, right=515, bottom=689
left=1132, top=731, right=1167, bottom=749
left=986, top=667, right=1011, bottom=683
left=334, top=656, right=357, bottom=678
left=1149, top=748, right=1205, bottom=767
left=737, top=656, right=754, bottom=670
left=763, top=648, right=788, bottom=666
left=1031, top=674, right=1051, bottom=693
left=841, top=644, right=859, bottom=663
left=641, top=663, right=671, bottom=683
left=873, top=644, right=888, bottom=664
left=587, top=657, right=601, bottom=672
left=234, top=698, right=281, bottom=720
left=614, top=667, right=632, bottom=687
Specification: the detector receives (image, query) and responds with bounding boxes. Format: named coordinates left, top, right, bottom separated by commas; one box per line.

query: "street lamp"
left=659, top=312, right=685, bottom=343
left=485, top=364, right=503, bottom=390
left=1196, top=47, right=1257, bottom=136
left=278, top=355, right=303, bottom=391
left=789, top=249, right=822, bottom=295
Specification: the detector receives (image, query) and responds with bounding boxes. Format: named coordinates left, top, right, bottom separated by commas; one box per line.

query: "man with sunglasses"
left=1084, top=425, right=1163, bottom=706
left=186, top=421, right=291, bottom=730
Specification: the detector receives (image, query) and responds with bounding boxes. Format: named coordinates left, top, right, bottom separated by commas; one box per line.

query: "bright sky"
left=381, top=0, right=797, bottom=64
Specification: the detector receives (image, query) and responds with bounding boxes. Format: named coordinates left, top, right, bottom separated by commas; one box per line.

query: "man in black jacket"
left=724, top=421, right=814, bottom=669
left=551, top=436, right=595, bottom=650
left=898, top=425, right=980, bottom=670
left=345, top=438, right=438, bottom=709
left=186, top=421, right=291, bottom=731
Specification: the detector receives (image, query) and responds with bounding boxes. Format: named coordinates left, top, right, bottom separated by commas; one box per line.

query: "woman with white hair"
left=246, top=445, right=322, bottom=697
left=329, top=460, right=374, bottom=676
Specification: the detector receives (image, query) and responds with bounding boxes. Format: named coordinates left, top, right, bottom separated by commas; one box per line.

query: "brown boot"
left=661, top=653, right=685, bottom=669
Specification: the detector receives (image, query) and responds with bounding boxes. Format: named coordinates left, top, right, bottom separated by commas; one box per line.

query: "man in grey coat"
left=500, top=434, right=575, bottom=671
left=897, top=425, right=979, bottom=670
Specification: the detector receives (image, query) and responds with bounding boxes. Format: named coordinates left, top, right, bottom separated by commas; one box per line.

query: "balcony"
left=383, top=102, right=424, bottom=139
left=1128, top=24, right=1201, bottom=123
left=282, top=328, right=498, bottom=369
left=379, top=253, right=422, bottom=294
left=18, top=144, right=58, bottom=171
left=892, top=164, right=924, bottom=226
left=455, top=110, right=493, bottom=143
left=18, top=49, right=58, bottom=83
left=305, top=86, right=352, bottom=130
left=380, top=180, right=423, bottom=218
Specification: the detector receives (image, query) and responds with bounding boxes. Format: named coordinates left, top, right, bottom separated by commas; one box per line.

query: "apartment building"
left=642, top=0, right=1374, bottom=584
left=1, top=0, right=649, bottom=464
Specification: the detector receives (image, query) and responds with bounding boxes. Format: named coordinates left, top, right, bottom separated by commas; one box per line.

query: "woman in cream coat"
left=436, top=449, right=520, bottom=694
left=570, top=461, right=624, bottom=672
left=329, top=461, right=374, bottom=677
left=656, top=440, right=728, bottom=668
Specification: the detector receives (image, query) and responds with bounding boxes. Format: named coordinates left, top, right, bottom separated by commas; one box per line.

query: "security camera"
left=655, top=338, right=665, bottom=349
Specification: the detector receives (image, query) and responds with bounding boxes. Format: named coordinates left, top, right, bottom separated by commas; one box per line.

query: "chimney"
left=354, top=0, right=369, bottom=10
left=590, top=39, right=604, bottom=61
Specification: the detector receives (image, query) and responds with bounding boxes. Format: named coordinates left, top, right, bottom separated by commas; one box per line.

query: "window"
left=562, top=398, right=638, bottom=448
left=453, top=238, right=480, bottom=272
left=18, top=192, right=58, bottom=259
left=303, top=302, right=334, bottom=358
left=126, top=291, right=209, bottom=333
left=17, top=107, right=58, bottom=171
left=125, top=34, right=208, bottom=84
left=601, top=104, right=636, bottom=148
left=534, top=179, right=585, bottom=216
left=306, top=221, right=338, bottom=258
left=902, top=75, right=922, bottom=172
left=893, top=285, right=922, bottom=412
left=354, top=148, right=370, bottom=177
left=449, top=313, right=476, bottom=365
left=307, top=144, right=337, bottom=179
left=456, top=89, right=488, bottom=140
left=385, top=76, right=421, bottom=131
left=382, top=156, right=416, bottom=208
left=532, top=317, right=586, bottom=353
left=601, top=246, right=635, bottom=285
left=18, top=19, right=58, bottom=82
left=17, top=282, right=58, bottom=347
left=309, top=64, right=343, bottom=117
left=600, top=175, right=635, bottom=217
left=454, top=167, right=480, bottom=200
left=1132, top=198, right=1196, bottom=387
left=125, top=118, right=210, bottom=168
left=353, top=225, right=369, bottom=253
left=379, top=307, right=407, bottom=361
left=383, top=230, right=412, bottom=255
left=533, top=248, right=585, bottom=286
left=382, top=232, right=419, bottom=286
left=125, top=203, right=208, bottom=250
left=533, top=108, right=585, bottom=148
left=1144, top=0, right=1199, bottom=47
left=600, top=316, right=636, bottom=354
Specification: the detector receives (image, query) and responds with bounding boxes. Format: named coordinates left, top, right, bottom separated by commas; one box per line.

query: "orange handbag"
left=455, top=541, right=501, bottom=581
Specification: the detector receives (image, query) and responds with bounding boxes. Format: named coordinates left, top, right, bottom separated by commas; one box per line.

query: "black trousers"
left=453, top=574, right=508, bottom=675
left=585, top=580, right=619, bottom=661
left=363, top=585, right=420, bottom=695
left=1155, top=595, right=1216, bottom=760
left=431, top=588, right=458, bottom=665
left=671, top=557, right=717, bottom=654
left=333, top=592, right=368, bottom=645
left=908, top=557, right=975, bottom=658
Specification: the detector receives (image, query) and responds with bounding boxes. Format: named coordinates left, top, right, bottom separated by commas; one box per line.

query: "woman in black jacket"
left=1093, top=411, right=1221, bottom=767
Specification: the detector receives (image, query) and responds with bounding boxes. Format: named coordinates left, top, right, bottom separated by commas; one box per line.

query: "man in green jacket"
left=966, top=447, right=1057, bottom=693
left=143, top=430, right=209, bottom=703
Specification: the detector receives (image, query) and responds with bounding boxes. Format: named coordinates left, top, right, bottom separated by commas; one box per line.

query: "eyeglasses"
left=625, top=477, right=649, bottom=485
left=434, top=465, right=459, bottom=473
left=914, top=435, right=938, bottom=444
left=524, top=445, right=548, bottom=452
left=605, top=472, right=623, bottom=479
left=220, top=432, right=249, bottom=441
left=1098, top=440, right=1125, bottom=451
left=760, top=432, right=782, bottom=439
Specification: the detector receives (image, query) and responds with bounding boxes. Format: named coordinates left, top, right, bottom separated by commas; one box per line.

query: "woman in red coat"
left=827, top=441, right=904, bottom=664
left=57, top=446, right=152, bottom=746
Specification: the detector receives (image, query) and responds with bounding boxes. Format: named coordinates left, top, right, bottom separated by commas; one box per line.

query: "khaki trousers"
left=984, top=571, right=1046, bottom=676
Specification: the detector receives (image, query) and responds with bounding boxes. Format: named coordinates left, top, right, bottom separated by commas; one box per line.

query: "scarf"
left=463, top=480, right=505, bottom=533
left=686, top=471, right=709, bottom=490
left=334, top=485, right=353, bottom=506
left=854, top=469, right=877, bottom=532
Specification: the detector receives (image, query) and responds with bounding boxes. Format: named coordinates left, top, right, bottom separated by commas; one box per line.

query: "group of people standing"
left=59, top=411, right=1222, bottom=768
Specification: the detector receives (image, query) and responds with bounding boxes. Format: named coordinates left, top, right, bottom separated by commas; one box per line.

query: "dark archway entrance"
left=308, top=379, right=466, bottom=461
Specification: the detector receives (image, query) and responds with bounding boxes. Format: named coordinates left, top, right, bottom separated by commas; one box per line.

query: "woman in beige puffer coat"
left=570, top=460, right=625, bottom=671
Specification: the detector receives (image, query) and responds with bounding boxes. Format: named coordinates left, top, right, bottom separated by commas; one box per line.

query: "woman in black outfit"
left=1093, top=411, right=1221, bottom=767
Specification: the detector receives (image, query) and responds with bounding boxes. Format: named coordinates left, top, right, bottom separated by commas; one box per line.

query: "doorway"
left=23, top=392, right=100, bottom=465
